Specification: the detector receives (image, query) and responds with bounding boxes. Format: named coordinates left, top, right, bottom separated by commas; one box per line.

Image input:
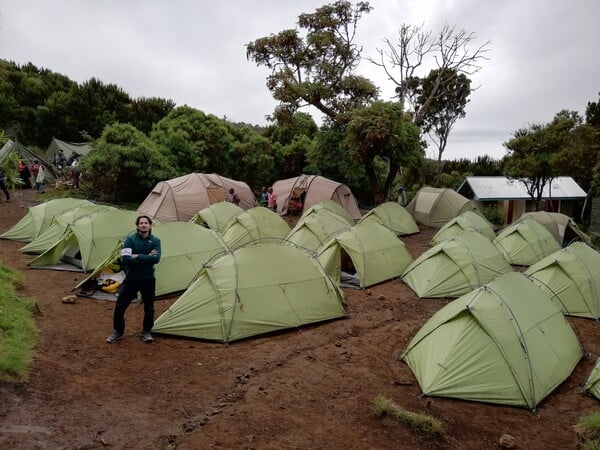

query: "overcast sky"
left=1, top=0, right=598, bottom=160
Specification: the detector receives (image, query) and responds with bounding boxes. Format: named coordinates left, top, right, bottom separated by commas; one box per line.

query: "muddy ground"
left=1, top=187, right=599, bottom=449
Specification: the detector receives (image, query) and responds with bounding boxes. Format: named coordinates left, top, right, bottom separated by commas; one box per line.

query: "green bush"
left=481, top=205, right=506, bottom=226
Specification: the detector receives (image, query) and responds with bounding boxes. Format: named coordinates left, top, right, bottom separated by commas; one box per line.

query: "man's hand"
left=150, top=249, right=158, bottom=256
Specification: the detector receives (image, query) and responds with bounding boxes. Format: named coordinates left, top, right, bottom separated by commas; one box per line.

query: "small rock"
left=377, top=295, right=385, bottom=301
left=499, top=433, right=517, bottom=449
left=62, top=295, right=77, bottom=304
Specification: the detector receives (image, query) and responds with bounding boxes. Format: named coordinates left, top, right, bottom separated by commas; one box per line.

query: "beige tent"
left=405, top=186, right=480, bottom=228
left=137, top=173, right=255, bottom=223
left=272, top=174, right=361, bottom=220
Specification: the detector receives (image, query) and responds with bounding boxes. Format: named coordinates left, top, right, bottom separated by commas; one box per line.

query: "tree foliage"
left=246, top=1, right=378, bottom=120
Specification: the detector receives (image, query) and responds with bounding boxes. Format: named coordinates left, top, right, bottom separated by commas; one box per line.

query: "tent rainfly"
left=359, top=202, right=419, bottom=236
left=189, top=201, right=244, bottom=233
left=137, top=173, right=255, bottom=223
left=493, top=216, right=561, bottom=266
left=29, top=209, right=138, bottom=272
left=402, top=230, right=512, bottom=298
left=405, top=186, right=480, bottom=228
left=0, top=139, right=56, bottom=180
left=0, top=198, right=92, bottom=242
left=221, top=206, right=290, bottom=250
left=20, top=203, right=115, bottom=254
left=526, top=242, right=600, bottom=319
left=402, top=272, right=583, bottom=409
left=317, top=220, right=413, bottom=288
left=76, top=221, right=229, bottom=299
left=272, top=174, right=361, bottom=220
left=285, top=207, right=352, bottom=253
left=152, top=243, right=346, bottom=343
left=430, top=210, right=496, bottom=246
left=516, top=211, right=590, bottom=246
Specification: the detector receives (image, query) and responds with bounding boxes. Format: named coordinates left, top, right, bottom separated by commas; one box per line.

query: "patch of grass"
left=373, top=394, right=444, bottom=436
left=0, top=263, right=38, bottom=383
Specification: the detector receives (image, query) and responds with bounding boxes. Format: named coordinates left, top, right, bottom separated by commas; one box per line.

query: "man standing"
left=0, top=169, right=10, bottom=202
left=267, top=187, right=277, bottom=211
left=107, top=215, right=161, bottom=344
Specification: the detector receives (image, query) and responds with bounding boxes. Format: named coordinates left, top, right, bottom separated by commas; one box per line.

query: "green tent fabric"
left=516, top=211, right=591, bottom=246
left=189, top=201, right=243, bottom=233
left=29, top=209, right=138, bottom=272
left=285, top=207, right=352, bottom=253
left=20, top=203, right=115, bottom=254
left=583, top=358, right=600, bottom=400
left=525, top=242, right=600, bottom=319
left=430, top=210, right=496, bottom=246
left=152, top=243, right=346, bottom=343
left=401, top=272, right=583, bottom=409
left=402, top=230, right=512, bottom=298
left=405, top=186, right=480, bottom=228
left=0, top=139, right=56, bottom=180
left=221, top=206, right=290, bottom=250
left=76, top=221, right=229, bottom=299
left=494, top=216, right=561, bottom=266
left=0, top=198, right=92, bottom=242
left=317, top=220, right=413, bottom=288
left=301, top=199, right=356, bottom=225
left=45, top=138, right=93, bottom=162
left=359, top=202, right=419, bottom=236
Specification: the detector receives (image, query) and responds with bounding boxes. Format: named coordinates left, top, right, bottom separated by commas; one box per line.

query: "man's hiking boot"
left=142, top=331, right=154, bottom=343
left=106, top=331, right=124, bottom=343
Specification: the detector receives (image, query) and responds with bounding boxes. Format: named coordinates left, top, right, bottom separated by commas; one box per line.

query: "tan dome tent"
left=152, top=243, right=346, bottom=343
left=402, top=272, right=583, bottom=409
left=137, top=173, right=255, bottom=223
left=405, top=186, right=480, bottom=228
left=272, top=174, right=361, bottom=220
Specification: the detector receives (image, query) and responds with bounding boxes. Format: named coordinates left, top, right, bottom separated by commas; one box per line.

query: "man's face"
left=137, top=218, right=151, bottom=233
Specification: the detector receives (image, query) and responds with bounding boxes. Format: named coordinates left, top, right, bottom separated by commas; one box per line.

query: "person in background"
left=267, top=187, right=277, bottom=211
left=35, top=163, right=46, bottom=193
left=107, top=215, right=161, bottom=344
left=30, top=160, right=40, bottom=185
left=260, top=186, right=268, bottom=207
left=71, top=156, right=80, bottom=188
left=228, top=188, right=241, bottom=205
left=397, top=186, right=407, bottom=206
left=18, top=160, right=32, bottom=189
left=54, top=149, right=67, bottom=169
left=0, top=168, right=10, bottom=202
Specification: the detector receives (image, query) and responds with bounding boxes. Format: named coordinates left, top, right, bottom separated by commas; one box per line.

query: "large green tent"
left=189, top=201, right=243, bottom=233
left=402, top=231, right=512, bottom=298
left=76, top=221, right=229, bottom=299
left=0, top=139, right=56, bottom=179
left=20, top=203, right=115, bottom=254
left=29, top=209, right=138, bottom=272
left=402, top=272, right=583, bottom=409
left=285, top=207, right=352, bottom=253
left=301, top=199, right=356, bottom=225
left=430, top=210, right=495, bottom=246
left=493, top=216, right=561, bottom=266
left=516, top=211, right=590, bottom=246
left=45, top=137, right=93, bottom=162
left=525, top=242, right=600, bottom=319
left=221, top=206, right=290, bottom=250
left=405, top=186, right=480, bottom=228
left=0, top=198, right=92, bottom=242
left=152, top=243, right=346, bottom=343
left=359, top=202, right=419, bottom=236
left=317, top=220, right=413, bottom=288
left=583, top=358, right=600, bottom=401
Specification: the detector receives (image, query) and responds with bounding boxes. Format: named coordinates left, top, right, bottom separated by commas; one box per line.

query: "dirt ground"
left=1, top=188, right=600, bottom=450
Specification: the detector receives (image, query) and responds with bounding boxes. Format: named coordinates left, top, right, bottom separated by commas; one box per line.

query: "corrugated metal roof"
left=457, top=176, right=586, bottom=201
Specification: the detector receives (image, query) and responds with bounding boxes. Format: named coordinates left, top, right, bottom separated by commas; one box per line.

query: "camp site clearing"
left=1, top=189, right=600, bottom=449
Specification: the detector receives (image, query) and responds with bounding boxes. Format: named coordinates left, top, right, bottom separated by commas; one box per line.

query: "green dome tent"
left=0, top=198, right=92, bottom=242
left=189, top=201, right=243, bottom=233
left=359, top=202, right=419, bottom=236
left=402, top=231, right=512, bottom=298
left=430, top=210, right=495, bottom=246
left=301, top=199, right=356, bottom=225
left=402, top=272, right=583, bottom=409
left=405, top=186, right=480, bottom=228
left=285, top=207, right=352, bottom=253
left=525, top=242, right=600, bottom=319
left=20, top=203, right=115, bottom=254
left=516, top=211, right=590, bottom=246
left=317, top=220, right=413, bottom=288
left=76, top=221, right=229, bottom=299
left=221, top=206, right=290, bottom=250
left=583, top=358, right=600, bottom=401
left=493, top=217, right=561, bottom=266
left=152, top=243, right=346, bottom=343
left=29, top=209, right=138, bottom=272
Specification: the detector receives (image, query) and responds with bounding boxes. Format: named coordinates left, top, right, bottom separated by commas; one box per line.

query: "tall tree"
left=246, top=1, right=378, bottom=120
left=586, top=92, right=600, bottom=128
